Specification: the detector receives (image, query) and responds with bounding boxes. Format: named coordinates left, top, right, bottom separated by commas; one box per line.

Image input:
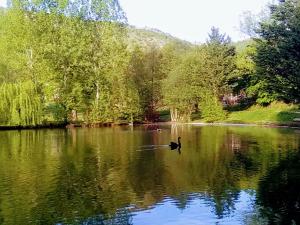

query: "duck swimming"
left=169, top=137, right=181, bottom=150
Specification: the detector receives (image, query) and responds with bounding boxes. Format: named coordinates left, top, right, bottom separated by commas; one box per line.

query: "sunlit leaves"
left=0, top=81, right=42, bottom=125
left=253, top=0, right=300, bottom=104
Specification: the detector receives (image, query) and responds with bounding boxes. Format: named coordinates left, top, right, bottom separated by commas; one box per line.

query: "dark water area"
left=0, top=125, right=300, bottom=225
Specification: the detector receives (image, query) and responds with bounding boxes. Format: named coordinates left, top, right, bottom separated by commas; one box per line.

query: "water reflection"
left=257, top=150, right=300, bottom=224
left=0, top=126, right=299, bottom=224
left=132, top=191, right=256, bottom=225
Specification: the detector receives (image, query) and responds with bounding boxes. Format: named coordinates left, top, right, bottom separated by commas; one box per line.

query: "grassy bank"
left=1, top=103, right=299, bottom=130
left=225, top=102, right=299, bottom=124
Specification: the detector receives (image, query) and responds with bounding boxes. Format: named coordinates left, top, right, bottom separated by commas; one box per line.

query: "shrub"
left=199, top=92, right=227, bottom=122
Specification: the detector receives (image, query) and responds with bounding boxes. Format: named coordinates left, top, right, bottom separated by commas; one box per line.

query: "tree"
left=0, top=0, right=131, bottom=125
left=163, top=27, right=235, bottom=122
left=9, top=0, right=126, bottom=22
left=207, top=26, right=231, bottom=45
left=200, top=28, right=235, bottom=121
left=0, top=81, right=42, bottom=126
left=127, top=45, right=165, bottom=122
left=239, top=9, right=270, bottom=38
left=163, top=50, right=200, bottom=122
left=252, top=0, right=300, bottom=104
left=229, top=42, right=256, bottom=94
left=205, top=27, right=236, bottom=96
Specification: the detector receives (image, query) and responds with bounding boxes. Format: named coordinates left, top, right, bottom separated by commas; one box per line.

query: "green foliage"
left=229, top=43, right=256, bottom=94
left=199, top=91, right=227, bottom=122
left=0, top=2, right=137, bottom=125
left=163, top=28, right=235, bottom=122
left=207, top=26, right=231, bottom=45
left=0, top=9, right=33, bottom=83
left=2, top=0, right=299, bottom=126
left=44, top=103, right=67, bottom=122
left=253, top=0, right=300, bottom=104
left=0, top=81, right=42, bottom=126
left=9, top=0, right=126, bottom=22
left=162, top=49, right=198, bottom=122
left=127, top=26, right=192, bottom=49
left=126, top=45, right=166, bottom=121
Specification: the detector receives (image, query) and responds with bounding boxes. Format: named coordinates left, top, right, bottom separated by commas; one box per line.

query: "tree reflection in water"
left=0, top=126, right=299, bottom=224
left=257, top=150, right=300, bottom=225
left=78, top=208, right=133, bottom=225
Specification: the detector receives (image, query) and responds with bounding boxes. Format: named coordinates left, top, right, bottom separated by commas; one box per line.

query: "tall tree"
left=0, top=0, right=130, bottom=125
left=163, top=27, right=235, bottom=122
left=9, top=0, right=126, bottom=22
left=251, top=0, right=300, bottom=104
left=126, top=45, right=165, bottom=122
left=205, top=27, right=236, bottom=96
left=207, top=26, right=231, bottom=45
left=229, top=42, right=256, bottom=94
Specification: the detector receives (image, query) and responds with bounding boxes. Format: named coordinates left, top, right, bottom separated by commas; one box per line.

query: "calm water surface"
left=0, top=125, right=300, bottom=225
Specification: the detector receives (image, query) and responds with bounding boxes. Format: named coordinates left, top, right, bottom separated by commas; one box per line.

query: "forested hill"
left=127, top=26, right=192, bottom=48
left=127, top=25, right=251, bottom=51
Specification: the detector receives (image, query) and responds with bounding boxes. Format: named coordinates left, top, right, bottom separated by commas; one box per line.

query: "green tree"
left=251, top=0, right=300, bottom=104
left=163, top=48, right=203, bottom=122
left=9, top=0, right=126, bottom=22
left=127, top=45, right=165, bottom=121
left=163, top=28, right=235, bottom=122
left=229, top=42, right=256, bottom=94
left=205, top=27, right=236, bottom=96
left=0, top=0, right=131, bottom=125
left=0, top=81, right=42, bottom=126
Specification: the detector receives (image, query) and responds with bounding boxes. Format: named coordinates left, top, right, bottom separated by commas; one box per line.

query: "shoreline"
left=188, top=121, right=300, bottom=129
left=0, top=123, right=67, bottom=130
left=1, top=120, right=300, bottom=130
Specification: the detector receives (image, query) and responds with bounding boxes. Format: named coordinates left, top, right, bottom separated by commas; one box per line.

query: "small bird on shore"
left=169, top=137, right=181, bottom=150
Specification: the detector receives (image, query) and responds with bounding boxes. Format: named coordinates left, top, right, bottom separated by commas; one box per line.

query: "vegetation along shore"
left=0, top=0, right=299, bottom=129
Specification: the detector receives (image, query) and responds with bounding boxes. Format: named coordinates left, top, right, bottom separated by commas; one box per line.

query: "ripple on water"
left=0, top=126, right=299, bottom=224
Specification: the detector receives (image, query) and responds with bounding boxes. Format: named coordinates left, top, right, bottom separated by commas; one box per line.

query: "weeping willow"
left=0, top=81, right=42, bottom=126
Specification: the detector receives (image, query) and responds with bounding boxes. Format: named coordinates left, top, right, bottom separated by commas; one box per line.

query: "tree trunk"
left=170, top=107, right=180, bottom=122
left=170, top=107, right=175, bottom=122
left=71, top=110, right=77, bottom=122
left=175, top=108, right=179, bottom=122
left=130, top=113, right=133, bottom=124
left=96, top=82, right=99, bottom=103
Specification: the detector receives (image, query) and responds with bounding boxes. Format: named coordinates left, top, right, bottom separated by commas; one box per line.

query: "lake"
left=0, top=125, right=299, bottom=225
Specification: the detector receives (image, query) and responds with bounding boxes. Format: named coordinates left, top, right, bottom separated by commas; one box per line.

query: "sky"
left=0, top=0, right=272, bottom=43
left=0, top=0, right=5, bottom=7
left=119, top=0, right=272, bottom=43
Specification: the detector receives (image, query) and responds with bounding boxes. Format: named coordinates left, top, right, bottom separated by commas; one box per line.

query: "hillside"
left=126, top=26, right=192, bottom=48
left=127, top=26, right=254, bottom=52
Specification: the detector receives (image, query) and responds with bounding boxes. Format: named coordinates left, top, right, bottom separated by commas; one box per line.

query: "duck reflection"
left=177, top=147, right=181, bottom=155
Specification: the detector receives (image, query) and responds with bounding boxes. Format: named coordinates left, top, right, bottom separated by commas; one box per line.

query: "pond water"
left=0, top=125, right=300, bottom=225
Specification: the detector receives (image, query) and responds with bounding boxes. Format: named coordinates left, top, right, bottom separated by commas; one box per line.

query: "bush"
left=44, top=103, right=67, bottom=122
left=199, top=92, right=227, bottom=122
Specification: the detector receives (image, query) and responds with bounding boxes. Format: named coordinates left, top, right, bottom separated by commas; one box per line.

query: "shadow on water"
left=257, top=149, right=300, bottom=225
